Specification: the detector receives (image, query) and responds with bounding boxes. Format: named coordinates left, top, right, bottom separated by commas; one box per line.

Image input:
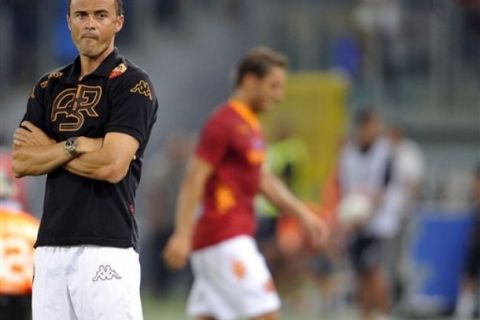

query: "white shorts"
left=187, top=236, right=281, bottom=320
left=32, top=246, right=142, bottom=320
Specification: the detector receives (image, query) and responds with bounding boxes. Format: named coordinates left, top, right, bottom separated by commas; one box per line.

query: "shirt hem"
left=193, top=231, right=253, bottom=251
left=34, top=238, right=137, bottom=251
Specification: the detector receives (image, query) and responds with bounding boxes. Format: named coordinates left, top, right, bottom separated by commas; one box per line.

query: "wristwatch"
left=64, top=137, right=79, bottom=157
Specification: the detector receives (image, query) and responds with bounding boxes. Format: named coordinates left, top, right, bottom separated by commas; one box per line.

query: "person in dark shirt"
left=11, top=0, right=158, bottom=318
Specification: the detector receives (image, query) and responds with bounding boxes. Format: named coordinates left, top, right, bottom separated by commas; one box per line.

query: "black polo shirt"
left=22, top=48, right=158, bottom=251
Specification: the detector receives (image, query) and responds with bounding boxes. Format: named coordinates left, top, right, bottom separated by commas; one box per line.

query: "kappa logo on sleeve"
left=130, top=80, right=153, bottom=101
left=92, top=265, right=122, bottom=281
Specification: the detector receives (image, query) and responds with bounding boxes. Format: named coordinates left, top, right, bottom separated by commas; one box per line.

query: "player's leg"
left=68, top=246, right=143, bottom=320
left=349, top=233, right=390, bottom=320
left=188, top=279, right=221, bottom=320
left=364, top=241, right=390, bottom=319
left=359, top=266, right=390, bottom=317
left=32, top=247, right=77, bottom=320
left=201, top=236, right=281, bottom=320
left=187, top=253, right=236, bottom=320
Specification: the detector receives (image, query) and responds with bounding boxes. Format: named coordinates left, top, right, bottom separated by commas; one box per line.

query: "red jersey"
left=193, top=100, right=266, bottom=250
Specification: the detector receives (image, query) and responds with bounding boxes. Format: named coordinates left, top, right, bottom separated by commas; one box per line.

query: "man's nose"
left=84, top=15, right=96, bottom=29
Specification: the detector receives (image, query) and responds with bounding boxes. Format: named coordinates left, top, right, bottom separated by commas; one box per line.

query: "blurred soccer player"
left=163, top=47, right=327, bottom=320
left=12, top=0, right=158, bottom=319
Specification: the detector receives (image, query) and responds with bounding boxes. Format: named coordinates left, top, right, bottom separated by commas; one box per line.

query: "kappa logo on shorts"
left=92, top=265, right=122, bottom=281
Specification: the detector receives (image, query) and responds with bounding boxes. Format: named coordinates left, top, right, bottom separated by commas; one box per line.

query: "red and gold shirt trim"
left=229, top=99, right=261, bottom=131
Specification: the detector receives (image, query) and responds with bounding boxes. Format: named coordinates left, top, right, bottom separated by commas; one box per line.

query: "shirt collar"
left=63, top=48, right=122, bottom=84
left=228, top=99, right=261, bottom=131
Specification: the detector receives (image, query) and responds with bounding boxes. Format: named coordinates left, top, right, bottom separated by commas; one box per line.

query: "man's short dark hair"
left=233, top=47, right=288, bottom=88
left=67, top=0, right=124, bottom=16
left=354, top=107, right=378, bottom=128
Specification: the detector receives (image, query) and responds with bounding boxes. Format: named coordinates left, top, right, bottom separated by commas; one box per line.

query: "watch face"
left=65, top=138, right=77, bottom=155
left=66, top=139, right=74, bottom=149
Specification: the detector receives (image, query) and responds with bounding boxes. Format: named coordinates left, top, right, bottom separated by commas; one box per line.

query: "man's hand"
left=299, top=211, right=329, bottom=250
left=163, top=232, right=191, bottom=270
left=13, top=121, right=54, bottom=148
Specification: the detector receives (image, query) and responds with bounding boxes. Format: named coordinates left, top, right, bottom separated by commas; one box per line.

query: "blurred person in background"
left=454, top=165, right=480, bottom=320
left=142, top=134, right=194, bottom=297
left=386, top=123, right=425, bottom=306
left=338, top=108, right=395, bottom=320
left=11, top=0, right=158, bottom=318
left=163, top=47, right=327, bottom=320
left=0, top=159, right=39, bottom=320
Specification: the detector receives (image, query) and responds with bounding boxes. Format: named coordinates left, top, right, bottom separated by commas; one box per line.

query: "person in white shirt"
left=386, top=124, right=425, bottom=305
left=338, top=108, right=394, bottom=320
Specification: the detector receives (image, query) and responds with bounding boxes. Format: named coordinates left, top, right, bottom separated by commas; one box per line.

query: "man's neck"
left=79, top=45, right=114, bottom=79
left=231, top=91, right=255, bottom=113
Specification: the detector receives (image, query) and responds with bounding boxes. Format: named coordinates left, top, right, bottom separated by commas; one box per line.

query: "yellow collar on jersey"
left=229, top=99, right=261, bottom=131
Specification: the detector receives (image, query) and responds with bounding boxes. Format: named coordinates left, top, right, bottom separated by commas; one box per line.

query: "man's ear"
left=115, top=15, right=125, bottom=33
left=243, top=73, right=258, bottom=90
left=67, top=14, right=71, bottom=31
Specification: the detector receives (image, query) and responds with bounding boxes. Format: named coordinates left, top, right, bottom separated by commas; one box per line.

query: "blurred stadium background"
left=0, top=0, right=479, bottom=319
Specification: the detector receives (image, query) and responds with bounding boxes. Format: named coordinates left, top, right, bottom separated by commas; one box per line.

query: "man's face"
left=359, top=115, right=381, bottom=146
left=68, top=0, right=123, bottom=58
left=248, top=67, right=287, bottom=113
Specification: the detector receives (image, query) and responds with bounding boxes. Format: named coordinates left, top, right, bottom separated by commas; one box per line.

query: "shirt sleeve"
left=195, top=114, right=229, bottom=166
left=21, top=77, right=49, bottom=132
left=106, top=71, right=158, bottom=146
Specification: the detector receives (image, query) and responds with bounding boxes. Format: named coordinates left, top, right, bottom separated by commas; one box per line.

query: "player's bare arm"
left=163, top=155, right=213, bottom=270
left=63, top=132, right=138, bottom=184
left=260, top=171, right=329, bottom=246
left=12, top=121, right=99, bottom=177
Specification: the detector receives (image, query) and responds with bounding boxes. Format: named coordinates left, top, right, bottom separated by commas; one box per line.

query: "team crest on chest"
left=51, top=85, right=102, bottom=132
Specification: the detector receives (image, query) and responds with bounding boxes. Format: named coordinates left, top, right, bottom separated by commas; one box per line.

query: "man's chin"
left=79, top=48, right=101, bottom=59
